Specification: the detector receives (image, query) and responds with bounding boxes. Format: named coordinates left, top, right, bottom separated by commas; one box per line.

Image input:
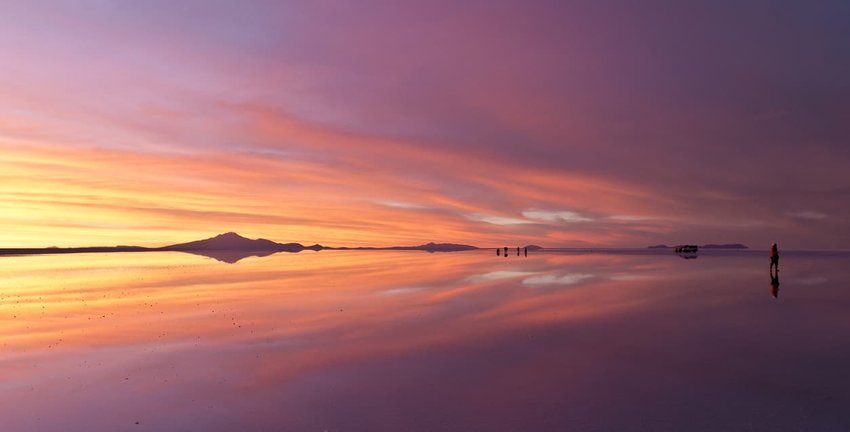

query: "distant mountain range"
left=0, top=232, right=480, bottom=263
left=647, top=243, right=748, bottom=249
left=162, top=232, right=313, bottom=253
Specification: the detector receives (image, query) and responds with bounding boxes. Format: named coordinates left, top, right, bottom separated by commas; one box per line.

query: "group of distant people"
left=497, top=246, right=527, bottom=257
left=494, top=242, right=783, bottom=297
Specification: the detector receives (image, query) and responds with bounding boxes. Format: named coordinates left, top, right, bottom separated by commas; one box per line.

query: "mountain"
left=160, top=232, right=305, bottom=252
left=324, top=242, right=478, bottom=252
left=161, top=234, right=480, bottom=253
left=407, top=242, right=478, bottom=252
left=0, top=232, right=480, bottom=261
left=524, top=245, right=544, bottom=250
left=0, top=246, right=150, bottom=255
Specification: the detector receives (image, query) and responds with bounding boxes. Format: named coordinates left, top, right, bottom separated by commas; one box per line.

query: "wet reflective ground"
left=2, top=250, right=850, bottom=431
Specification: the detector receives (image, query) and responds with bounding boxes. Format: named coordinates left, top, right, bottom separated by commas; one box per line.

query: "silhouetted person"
left=497, top=248, right=501, bottom=256
left=504, top=246, right=508, bottom=256
left=771, top=272, right=780, bottom=298
left=517, top=247, right=520, bottom=256
left=524, top=247, right=528, bottom=257
left=769, top=242, right=779, bottom=273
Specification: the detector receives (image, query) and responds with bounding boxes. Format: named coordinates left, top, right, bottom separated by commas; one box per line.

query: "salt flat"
left=2, top=250, right=849, bottom=431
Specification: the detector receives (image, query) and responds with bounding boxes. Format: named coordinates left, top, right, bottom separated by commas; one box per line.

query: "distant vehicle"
left=675, top=245, right=699, bottom=253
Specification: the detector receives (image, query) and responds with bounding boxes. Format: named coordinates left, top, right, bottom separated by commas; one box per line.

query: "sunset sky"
left=1, top=1, right=848, bottom=249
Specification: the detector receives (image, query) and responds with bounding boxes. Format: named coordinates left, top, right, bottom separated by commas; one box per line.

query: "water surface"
left=2, top=250, right=849, bottom=431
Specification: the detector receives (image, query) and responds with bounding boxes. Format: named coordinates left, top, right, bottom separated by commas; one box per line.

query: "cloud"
left=379, top=287, right=424, bottom=295
left=379, top=200, right=428, bottom=209
left=1, top=2, right=850, bottom=249
left=466, top=214, right=532, bottom=226
left=522, top=210, right=593, bottom=223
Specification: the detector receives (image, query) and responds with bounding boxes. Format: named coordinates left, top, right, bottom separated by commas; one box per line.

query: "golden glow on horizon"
left=0, top=137, right=671, bottom=248
left=0, top=1, right=845, bottom=252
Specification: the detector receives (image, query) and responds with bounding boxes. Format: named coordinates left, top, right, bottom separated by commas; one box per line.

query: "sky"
left=1, top=0, right=849, bottom=249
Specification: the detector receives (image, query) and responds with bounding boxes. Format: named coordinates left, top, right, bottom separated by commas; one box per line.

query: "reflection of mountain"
left=702, top=243, right=748, bottom=249
left=159, top=232, right=326, bottom=263
left=177, top=249, right=280, bottom=264
left=647, top=243, right=748, bottom=249
left=0, top=232, right=479, bottom=262
left=173, top=237, right=478, bottom=262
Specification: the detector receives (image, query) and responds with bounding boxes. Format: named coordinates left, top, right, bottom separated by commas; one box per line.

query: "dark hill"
left=408, top=242, right=478, bottom=252
left=0, top=232, right=480, bottom=261
left=324, top=242, right=478, bottom=252
left=160, top=232, right=305, bottom=252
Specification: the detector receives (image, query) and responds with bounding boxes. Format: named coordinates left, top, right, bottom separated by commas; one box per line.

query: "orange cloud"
left=1, top=102, right=684, bottom=249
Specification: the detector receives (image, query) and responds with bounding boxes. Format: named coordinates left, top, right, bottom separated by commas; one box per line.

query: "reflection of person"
left=517, top=247, right=520, bottom=256
left=771, top=273, right=780, bottom=298
left=497, top=248, right=501, bottom=256
left=524, top=247, right=528, bottom=257
left=769, top=243, right=780, bottom=273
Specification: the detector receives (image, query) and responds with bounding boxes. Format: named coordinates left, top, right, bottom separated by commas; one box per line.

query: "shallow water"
left=2, top=250, right=850, bottom=431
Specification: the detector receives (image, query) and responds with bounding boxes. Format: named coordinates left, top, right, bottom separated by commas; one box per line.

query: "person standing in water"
left=769, top=243, right=779, bottom=273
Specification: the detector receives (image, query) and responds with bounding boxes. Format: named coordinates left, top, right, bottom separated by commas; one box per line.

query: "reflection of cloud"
left=522, top=210, right=592, bottom=223
left=788, top=211, right=827, bottom=220
left=609, top=274, right=651, bottom=281
left=522, top=273, right=593, bottom=286
left=608, top=215, right=656, bottom=222
left=467, top=271, right=536, bottom=282
left=792, top=277, right=828, bottom=286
